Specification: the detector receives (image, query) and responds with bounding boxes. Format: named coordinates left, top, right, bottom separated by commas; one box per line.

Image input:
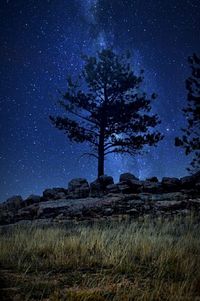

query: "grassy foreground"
left=0, top=216, right=200, bottom=301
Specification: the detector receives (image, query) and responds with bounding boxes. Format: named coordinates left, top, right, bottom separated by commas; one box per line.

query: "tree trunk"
left=98, top=151, right=104, bottom=177
left=98, top=127, right=105, bottom=177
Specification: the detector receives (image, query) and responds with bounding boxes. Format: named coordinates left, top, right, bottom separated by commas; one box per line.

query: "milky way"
left=0, top=0, right=200, bottom=200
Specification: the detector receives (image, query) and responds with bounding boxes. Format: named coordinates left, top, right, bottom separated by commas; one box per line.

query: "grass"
left=0, top=215, right=200, bottom=300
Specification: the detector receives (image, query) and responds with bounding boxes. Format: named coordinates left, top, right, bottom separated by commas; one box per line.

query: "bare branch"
left=79, top=152, right=98, bottom=159
left=60, top=102, right=100, bottom=126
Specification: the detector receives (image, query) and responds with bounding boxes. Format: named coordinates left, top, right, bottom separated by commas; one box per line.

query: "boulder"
left=146, top=177, right=159, bottom=182
left=0, top=211, right=15, bottom=225
left=126, top=179, right=143, bottom=193
left=138, top=192, right=188, bottom=202
left=119, top=173, right=139, bottom=182
left=37, top=199, right=71, bottom=218
left=142, top=181, right=163, bottom=193
left=162, top=177, right=181, bottom=191
left=117, top=182, right=132, bottom=194
left=192, top=170, right=200, bottom=183
left=68, top=178, right=89, bottom=198
left=180, top=176, right=195, bottom=189
left=15, top=204, right=39, bottom=221
left=1, top=195, right=23, bottom=211
left=90, top=175, right=114, bottom=197
left=106, top=184, right=119, bottom=193
left=196, top=182, right=200, bottom=192
left=90, top=179, right=102, bottom=197
left=188, top=198, right=200, bottom=209
left=43, top=188, right=68, bottom=200
left=154, top=200, right=187, bottom=211
left=23, top=195, right=41, bottom=207
left=179, top=171, right=200, bottom=189
left=126, top=208, right=139, bottom=215
left=99, top=175, right=114, bottom=187
left=103, top=208, right=114, bottom=216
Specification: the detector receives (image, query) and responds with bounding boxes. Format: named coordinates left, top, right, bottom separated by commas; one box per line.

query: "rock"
left=196, top=182, right=200, bottom=191
left=0, top=211, right=15, bottom=225
left=177, top=209, right=191, bottom=215
left=161, top=177, right=181, bottom=192
left=162, top=177, right=181, bottom=191
left=117, top=182, right=132, bottom=194
left=0, top=171, right=199, bottom=226
left=37, top=199, right=70, bottom=218
left=138, top=192, right=188, bottom=202
left=180, top=176, right=195, bottom=189
left=127, top=199, right=144, bottom=206
left=142, top=181, right=163, bottom=193
left=1, top=195, right=23, bottom=211
left=99, top=175, right=114, bottom=187
left=154, top=200, right=187, bottom=211
left=126, top=208, right=139, bottom=215
left=43, top=188, right=68, bottom=200
left=16, top=204, right=39, bottom=221
left=68, top=178, right=88, bottom=190
left=143, top=204, right=151, bottom=211
left=122, top=194, right=141, bottom=201
left=159, top=192, right=188, bottom=201
left=90, top=175, right=114, bottom=197
left=180, top=171, right=200, bottom=190
left=119, top=173, right=139, bottom=182
left=55, top=213, right=66, bottom=222
left=192, top=170, right=200, bottom=183
left=104, top=194, right=126, bottom=204
left=103, top=208, right=114, bottom=216
left=23, top=195, right=41, bottom=207
left=68, top=178, right=89, bottom=198
left=126, top=179, right=143, bottom=192
left=187, top=198, right=200, bottom=209
left=138, top=193, right=153, bottom=202
left=146, top=177, right=159, bottom=182
left=106, top=184, right=119, bottom=193
left=90, top=179, right=102, bottom=197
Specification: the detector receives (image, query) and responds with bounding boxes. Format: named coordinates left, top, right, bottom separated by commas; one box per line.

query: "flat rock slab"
left=154, top=200, right=187, bottom=210
left=38, top=196, right=118, bottom=211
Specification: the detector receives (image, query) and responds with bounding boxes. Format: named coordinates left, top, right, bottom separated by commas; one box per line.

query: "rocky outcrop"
left=146, top=176, right=159, bottom=182
left=161, top=177, right=181, bottom=192
left=106, top=184, right=120, bottom=194
left=142, top=181, right=163, bottom=193
left=43, top=188, right=68, bottom=200
left=1, top=195, right=23, bottom=211
left=1, top=191, right=199, bottom=225
left=68, top=178, right=89, bottom=198
left=0, top=171, right=200, bottom=226
left=180, top=171, right=200, bottom=189
left=126, top=179, right=143, bottom=192
left=119, top=172, right=139, bottom=182
left=90, top=175, right=114, bottom=197
left=23, top=195, right=41, bottom=206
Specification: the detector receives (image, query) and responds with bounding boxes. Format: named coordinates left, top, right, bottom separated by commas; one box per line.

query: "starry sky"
left=0, top=0, right=200, bottom=200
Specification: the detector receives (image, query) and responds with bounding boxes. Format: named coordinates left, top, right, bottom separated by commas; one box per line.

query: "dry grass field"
left=0, top=215, right=200, bottom=300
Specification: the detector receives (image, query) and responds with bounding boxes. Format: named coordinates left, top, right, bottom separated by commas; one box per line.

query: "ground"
left=0, top=215, right=200, bottom=301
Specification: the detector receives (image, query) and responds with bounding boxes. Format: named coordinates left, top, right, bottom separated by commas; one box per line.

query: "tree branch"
left=79, top=152, right=98, bottom=159
left=60, top=102, right=100, bottom=126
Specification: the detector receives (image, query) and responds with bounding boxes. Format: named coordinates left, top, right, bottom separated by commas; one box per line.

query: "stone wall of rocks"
left=0, top=171, right=200, bottom=225
left=62, top=172, right=200, bottom=198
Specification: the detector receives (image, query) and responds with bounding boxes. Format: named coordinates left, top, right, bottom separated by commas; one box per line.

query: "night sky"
left=0, top=0, right=200, bottom=200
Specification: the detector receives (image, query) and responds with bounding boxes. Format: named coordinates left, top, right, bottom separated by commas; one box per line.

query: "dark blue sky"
left=0, top=0, right=200, bottom=200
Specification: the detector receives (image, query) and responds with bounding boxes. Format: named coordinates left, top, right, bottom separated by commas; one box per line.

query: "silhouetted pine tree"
left=50, top=49, right=163, bottom=177
left=175, top=53, right=200, bottom=173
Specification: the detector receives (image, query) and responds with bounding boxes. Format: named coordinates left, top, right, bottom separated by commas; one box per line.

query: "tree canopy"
left=175, top=53, right=200, bottom=173
left=50, top=49, right=163, bottom=177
